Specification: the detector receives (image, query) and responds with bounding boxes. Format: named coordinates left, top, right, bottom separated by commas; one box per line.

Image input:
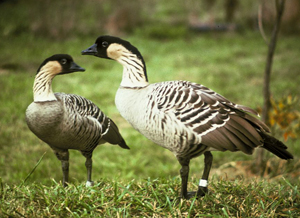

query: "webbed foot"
left=183, top=187, right=208, bottom=199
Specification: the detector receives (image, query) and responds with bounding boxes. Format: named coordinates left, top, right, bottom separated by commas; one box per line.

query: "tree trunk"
left=256, top=0, right=285, bottom=174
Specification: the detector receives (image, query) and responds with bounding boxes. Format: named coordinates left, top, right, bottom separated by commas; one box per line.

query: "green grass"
left=1, top=177, right=299, bottom=217
left=0, top=30, right=300, bottom=216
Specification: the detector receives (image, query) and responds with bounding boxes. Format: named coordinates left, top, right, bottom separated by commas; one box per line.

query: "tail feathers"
left=118, top=138, right=130, bottom=150
left=102, top=118, right=130, bottom=149
left=261, top=133, right=293, bottom=160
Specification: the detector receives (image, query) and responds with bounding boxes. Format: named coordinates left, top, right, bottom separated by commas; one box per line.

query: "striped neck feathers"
left=108, top=43, right=149, bottom=88
left=33, top=62, right=60, bottom=102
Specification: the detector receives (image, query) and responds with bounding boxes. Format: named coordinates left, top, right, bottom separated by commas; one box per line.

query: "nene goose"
left=82, top=36, right=293, bottom=199
left=26, top=54, right=129, bottom=187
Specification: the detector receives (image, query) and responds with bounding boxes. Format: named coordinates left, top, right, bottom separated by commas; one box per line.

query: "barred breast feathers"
left=151, top=81, right=270, bottom=154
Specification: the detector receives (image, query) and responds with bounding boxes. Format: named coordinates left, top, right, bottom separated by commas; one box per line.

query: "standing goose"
left=82, top=36, right=293, bottom=199
left=26, top=54, right=129, bottom=187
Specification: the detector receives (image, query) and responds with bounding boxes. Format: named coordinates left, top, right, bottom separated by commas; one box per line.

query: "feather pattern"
left=116, top=80, right=270, bottom=158
left=55, top=93, right=125, bottom=150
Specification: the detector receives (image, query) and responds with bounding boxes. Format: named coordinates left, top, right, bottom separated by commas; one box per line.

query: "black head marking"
left=83, top=35, right=148, bottom=81
left=37, top=54, right=85, bottom=75
left=95, top=35, right=142, bottom=59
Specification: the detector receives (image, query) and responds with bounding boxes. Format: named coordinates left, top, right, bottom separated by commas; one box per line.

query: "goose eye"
left=61, top=59, right=67, bottom=65
left=102, top=41, right=108, bottom=48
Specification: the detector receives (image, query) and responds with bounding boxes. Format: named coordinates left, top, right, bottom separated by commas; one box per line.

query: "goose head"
left=81, top=35, right=148, bottom=83
left=33, top=54, right=85, bottom=102
left=37, top=54, right=85, bottom=76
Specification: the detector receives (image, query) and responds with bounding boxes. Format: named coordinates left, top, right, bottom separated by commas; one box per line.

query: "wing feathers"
left=235, top=104, right=259, bottom=116
left=58, top=93, right=129, bottom=149
left=154, top=81, right=269, bottom=155
left=149, top=80, right=292, bottom=159
left=229, top=115, right=262, bottom=145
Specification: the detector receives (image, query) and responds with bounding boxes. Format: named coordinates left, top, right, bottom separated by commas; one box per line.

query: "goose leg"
left=197, top=151, right=213, bottom=196
left=177, top=157, right=192, bottom=199
left=82, top=152, right=94, bottom=187
left=54, top=150, right=69, bottom=187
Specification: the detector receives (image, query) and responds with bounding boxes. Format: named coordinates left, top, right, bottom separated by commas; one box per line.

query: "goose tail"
left=260, top=132, right=293, bottom=160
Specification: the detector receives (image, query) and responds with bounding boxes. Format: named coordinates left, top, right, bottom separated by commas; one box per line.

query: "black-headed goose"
left=26, top=54, right=129, bottom=187
left=82, top=36, right=293, bottom=199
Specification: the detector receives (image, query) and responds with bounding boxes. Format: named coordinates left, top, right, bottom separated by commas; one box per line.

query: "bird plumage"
left=26, top=54, right=129, bottom=187
left=82, top=36, right=293, bottom=198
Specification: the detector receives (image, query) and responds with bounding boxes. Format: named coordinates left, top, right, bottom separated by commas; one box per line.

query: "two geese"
left=26, top=36, right=293, bottom=199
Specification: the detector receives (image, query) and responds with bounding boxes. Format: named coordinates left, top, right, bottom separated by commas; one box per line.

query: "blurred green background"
left=0, top=0, right=299, bottom=186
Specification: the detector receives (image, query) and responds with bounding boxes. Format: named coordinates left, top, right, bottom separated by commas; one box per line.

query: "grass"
left=0, top=29, right=300, bottom=216
left=0, top=177, right=299, bottom=217
left=1, top=177, right=299, bottom=217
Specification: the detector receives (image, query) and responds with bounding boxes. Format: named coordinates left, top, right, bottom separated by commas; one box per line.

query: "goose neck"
left=33, top=69, right=57, bottom=102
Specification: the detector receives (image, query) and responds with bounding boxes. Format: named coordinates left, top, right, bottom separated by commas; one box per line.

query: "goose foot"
left=184, top=187, right=208, bottom=199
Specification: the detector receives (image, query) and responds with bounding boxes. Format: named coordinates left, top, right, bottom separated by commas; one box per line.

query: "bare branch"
left=258, top=3, right=269, bottom=45
left=256, top=0, right=285, bottom=174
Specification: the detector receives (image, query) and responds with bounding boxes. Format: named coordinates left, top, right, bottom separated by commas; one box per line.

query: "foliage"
left=268, top=95, right=300, bottom=141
